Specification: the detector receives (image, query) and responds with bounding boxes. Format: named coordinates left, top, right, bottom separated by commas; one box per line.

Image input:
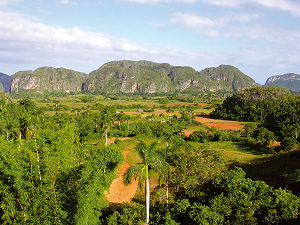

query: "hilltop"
left=10, top=61, right=257, bottom=95
left=10, top=67, right=88, bottom=94
left=265, top=73, right=300, bottom=92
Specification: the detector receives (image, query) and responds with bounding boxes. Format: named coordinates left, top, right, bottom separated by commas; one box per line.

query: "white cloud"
left=252, top=0, right=300, bottom=17
left=224, top=24, right=300, bottom=44
left=149, top=22, right=169, bottom=30
left=0, top=0, right=21, bottom=7
left=202, top=29, right=220, bottom=38
left=202, top=0, right=241, bottom=7
left=0, top=9, right=225, bottom=75
left=56, top=0, right=70, bottom=5
left=55, top=0, right=77, bottom=6
left=126, top=0, right=300, bottom=17
left=126, top=0, right=200, bottom=4
left=203, top=0, right=300, bottom=17
left=170, top=13, right=225, bottom=29
left=230, top=13, right=261, bottom=23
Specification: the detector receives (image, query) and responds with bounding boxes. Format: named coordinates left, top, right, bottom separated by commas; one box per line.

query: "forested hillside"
left=265, top=73, right=300, bottom=92
left=10, top=60, right=257, bottom=96
left=10, top=67, right=88, bottom=95
left=85, top=61, right=257, bottom=94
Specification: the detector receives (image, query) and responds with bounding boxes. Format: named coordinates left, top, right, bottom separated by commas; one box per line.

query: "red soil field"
left=195, top=116, right=244, bottom=130
left=183, top=116, right=244, bottom=137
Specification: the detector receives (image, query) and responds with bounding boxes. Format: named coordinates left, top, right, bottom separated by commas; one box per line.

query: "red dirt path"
left=104, top=151, right=138, bottom=203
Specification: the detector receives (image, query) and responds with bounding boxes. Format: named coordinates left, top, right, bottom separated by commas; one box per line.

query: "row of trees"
left=210, top=86, right=300, bottom=151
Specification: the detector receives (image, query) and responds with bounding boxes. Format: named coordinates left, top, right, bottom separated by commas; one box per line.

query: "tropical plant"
left=124, top=141, right=170, bottom=224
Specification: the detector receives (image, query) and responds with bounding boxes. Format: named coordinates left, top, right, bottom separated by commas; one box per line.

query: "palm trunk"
left=145, top=178, right=150, bottom=224
left=105, top=127, right=108, bottom=146
left=166, top=179, right=169, bottom=207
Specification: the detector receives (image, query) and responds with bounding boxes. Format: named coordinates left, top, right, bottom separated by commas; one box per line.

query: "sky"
left=0, top=0, right=300, bottom=84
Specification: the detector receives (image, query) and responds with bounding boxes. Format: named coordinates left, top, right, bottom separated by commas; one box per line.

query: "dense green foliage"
left=210, top=86, right=300, bottom=151
left=0, top=93, right=123, bottom=224
left=0, top=90, right=300, bottom=224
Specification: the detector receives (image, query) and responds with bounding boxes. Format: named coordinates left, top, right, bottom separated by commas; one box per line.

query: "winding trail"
left=104, top=150, right=138, bottom=203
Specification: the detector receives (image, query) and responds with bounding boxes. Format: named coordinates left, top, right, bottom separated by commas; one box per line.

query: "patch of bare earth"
left=107, top=137, right=132, bottom=145
left=104, top=151, right=138, bottom=203
left=195, top=116, right=244, bottom=130
left=183, top=129, right=198, bottom=137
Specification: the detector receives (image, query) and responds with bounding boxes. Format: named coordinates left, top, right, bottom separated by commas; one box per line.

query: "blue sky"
left=1, top=0, right=300, bottom=84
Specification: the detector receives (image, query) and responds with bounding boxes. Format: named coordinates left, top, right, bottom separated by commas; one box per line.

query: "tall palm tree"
left=100, top=108, right=113, bottom=146
left=124, top=141, right=170, bottom=224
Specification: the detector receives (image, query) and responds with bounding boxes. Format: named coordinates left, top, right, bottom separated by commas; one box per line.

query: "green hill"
left=11, top=67, right=88, bottom=94
left=10, top=61, right=258, bottom=95
left=84, top=60, right=257, bottom=94
left=265, top=73, right=300, bottom=92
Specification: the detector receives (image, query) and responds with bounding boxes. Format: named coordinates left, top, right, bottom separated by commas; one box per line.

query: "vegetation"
left=124, top=141, right=170, bottom=224
left=10, top=67, right=87, bottom=94
left=210, top=86, right=300, bottom=151
left=265, top=73, right=300, bottom=92
left=0, top=87, right=299, bottom=224
left=10, top=60, right=257, bottom=97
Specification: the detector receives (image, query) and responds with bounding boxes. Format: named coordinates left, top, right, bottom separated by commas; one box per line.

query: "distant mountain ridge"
left=265, top=73, right=300, bottom=92
left=84, top=61, right=257, bottom=94
left=0, top=72, right=11, bottom=93
left=10, top=60, right=258, bottom=95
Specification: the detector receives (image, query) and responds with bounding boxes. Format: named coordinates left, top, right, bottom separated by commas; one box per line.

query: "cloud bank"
left=127, top=0, right=300, bottom=17
left=0, top=10, right=226, bottom=75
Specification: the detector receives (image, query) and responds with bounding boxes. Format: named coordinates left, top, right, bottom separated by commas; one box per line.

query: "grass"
left=239, top=150, right=300, bottom=196
left=190, top=141, right=263, bottom=163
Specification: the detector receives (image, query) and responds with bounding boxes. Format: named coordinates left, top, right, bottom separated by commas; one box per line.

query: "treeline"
left=187, top=123, right=279, bottom=154
left=210, top=86, right=300, bottom=151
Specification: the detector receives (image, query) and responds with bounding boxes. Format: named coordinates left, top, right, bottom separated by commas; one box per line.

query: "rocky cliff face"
left=0, top=72, right=11, bottom=93
left=265, top=73, right=300, bottom=85
left=84, top=61, right=257, bottom=94
left=11, top=67, right=88, bottom=94
left=84, top=61, right=173, bottom=94
left=200, top=65, right=256, bottom=91
left=265, top=73, right=300, bottom=91
left=10, top=61, right=257, bottom=95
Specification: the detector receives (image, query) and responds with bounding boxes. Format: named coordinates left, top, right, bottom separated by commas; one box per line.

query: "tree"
left=124, top=141, right=170, bottom=224
left=99, top=109, right=114, bottom=146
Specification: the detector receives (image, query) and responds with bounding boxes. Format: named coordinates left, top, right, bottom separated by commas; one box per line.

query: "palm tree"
left=124, top=141, right=170, bottom=224
left=100, top=108, right=113, bottom=146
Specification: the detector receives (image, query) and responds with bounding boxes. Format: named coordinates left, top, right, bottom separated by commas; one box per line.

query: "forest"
left=0, top=86, right=300, bottom=224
